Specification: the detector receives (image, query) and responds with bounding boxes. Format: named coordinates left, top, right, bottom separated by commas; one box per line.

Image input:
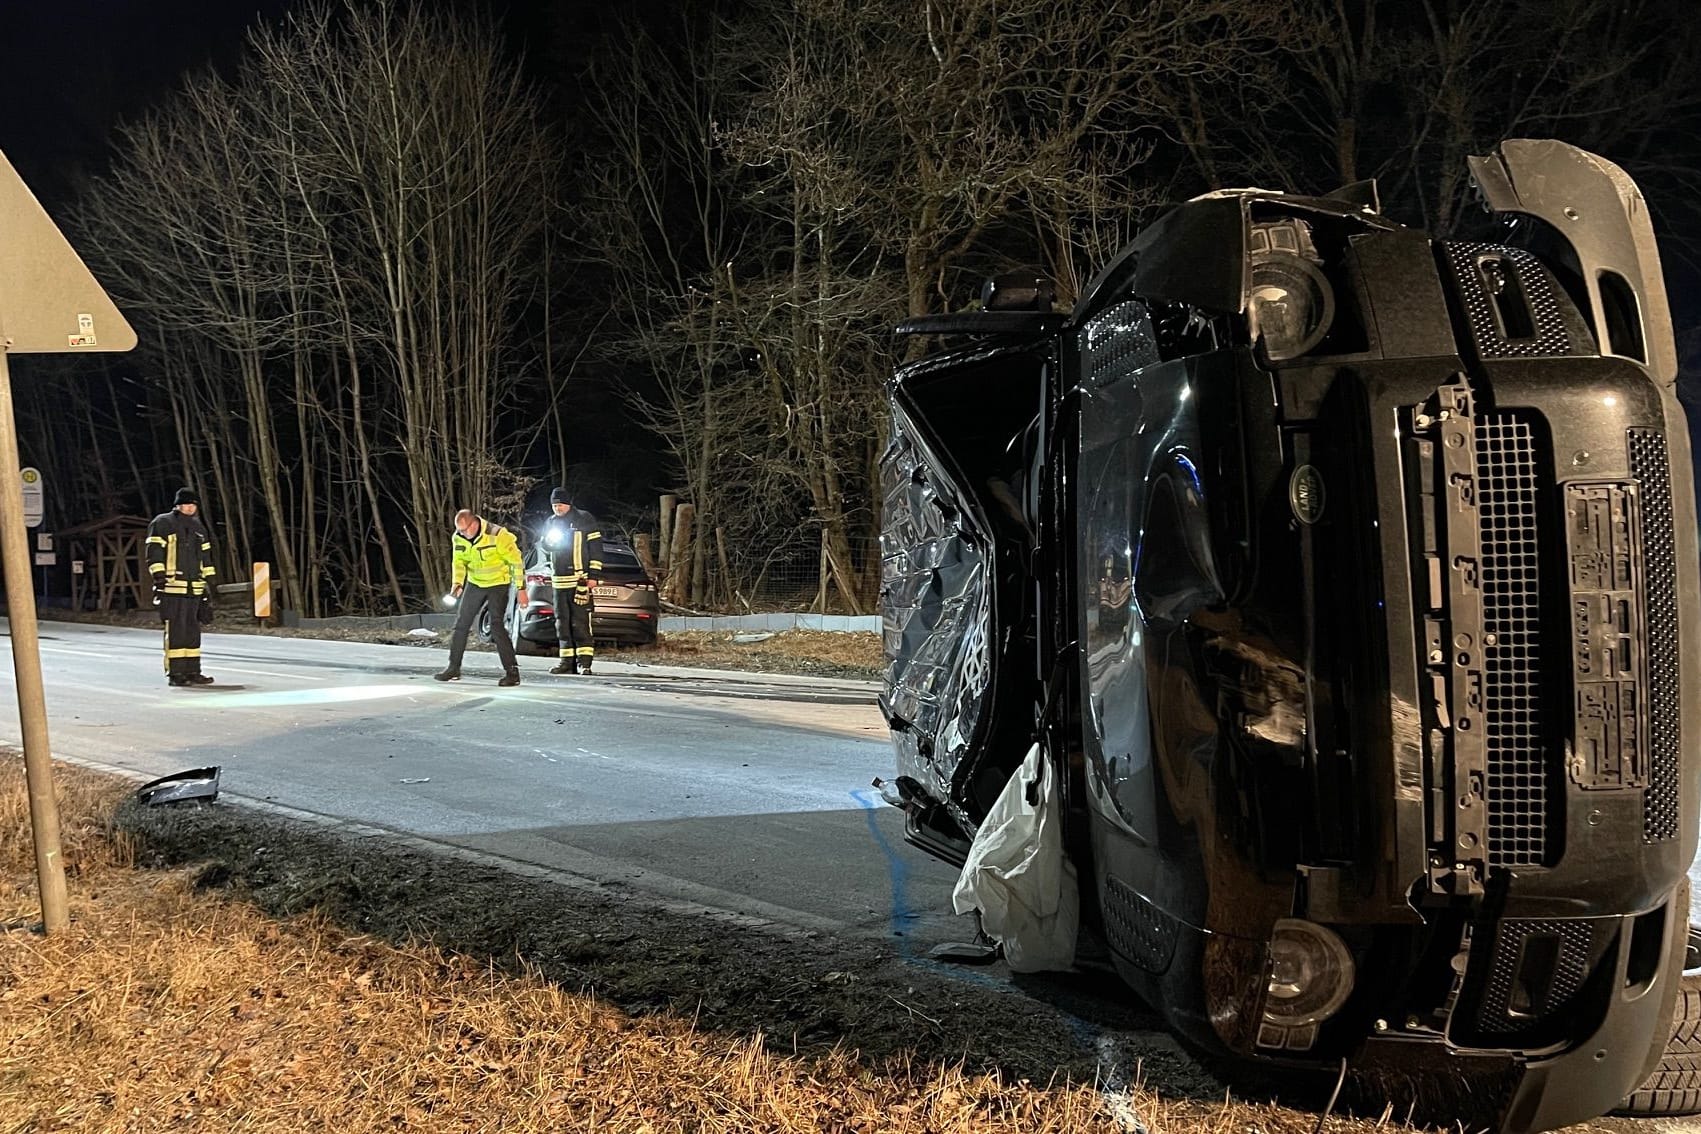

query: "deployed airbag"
left=951, top=741, right=1078, bottom=972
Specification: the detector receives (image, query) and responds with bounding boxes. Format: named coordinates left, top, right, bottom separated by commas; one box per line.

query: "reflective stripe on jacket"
left=146, top=510, right=217, bottom=597
left=452, top=520, right=523, bottom=589
left=548, top=509, right=603, bottom=589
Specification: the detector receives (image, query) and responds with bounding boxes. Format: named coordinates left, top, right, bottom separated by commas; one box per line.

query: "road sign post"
left=0, top=352, right=67, bottom=931
left=1, top=146, right=137, bottom=934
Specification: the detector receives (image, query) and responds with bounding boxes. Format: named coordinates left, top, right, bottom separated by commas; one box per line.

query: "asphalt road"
left=4, top=620, right=1698, bottom=947
left=0, top=620, right=967, bottom=951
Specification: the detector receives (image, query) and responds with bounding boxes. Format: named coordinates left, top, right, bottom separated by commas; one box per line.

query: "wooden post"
left=815, top=528, right=829, bottom=614
left=634, top=533, right=656, bottom=574
left=659, top=494, right=677, bottom=569
left=0, top=348, right=68, bottom=934
left=667, top=503, right=695, bottom=605
left=714, top=526, right=734, bottom=609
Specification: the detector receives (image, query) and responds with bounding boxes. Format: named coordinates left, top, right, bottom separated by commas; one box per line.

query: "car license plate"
left=593, top=586, right=619, bottom=597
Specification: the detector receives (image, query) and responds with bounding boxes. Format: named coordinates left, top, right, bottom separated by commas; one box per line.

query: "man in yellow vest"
left=435, top=509, right=526, bottom=686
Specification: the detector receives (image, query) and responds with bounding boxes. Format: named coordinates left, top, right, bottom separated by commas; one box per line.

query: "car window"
left=602, top=544, right=641, bottom=569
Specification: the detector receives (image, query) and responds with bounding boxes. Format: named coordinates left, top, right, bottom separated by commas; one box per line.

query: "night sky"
left=0, top=0, right=294, bottom=206
left=0, top=0, right=594, bottom=209
left=4, top=0, right=1699, bottom=332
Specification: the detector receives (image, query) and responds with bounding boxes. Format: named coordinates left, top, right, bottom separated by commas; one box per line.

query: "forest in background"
left=12, top=0, right=1701, bottom=616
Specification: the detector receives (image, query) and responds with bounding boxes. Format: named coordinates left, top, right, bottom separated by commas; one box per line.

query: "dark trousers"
left=447, top=583, right=518, bottom=672
left=159, top=594, right=203, bottom=677
left=554, top=586, right=595, bottom=661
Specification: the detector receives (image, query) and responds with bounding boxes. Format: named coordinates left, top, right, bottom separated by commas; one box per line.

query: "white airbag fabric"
left=951, top=742, right=1078, bottom=972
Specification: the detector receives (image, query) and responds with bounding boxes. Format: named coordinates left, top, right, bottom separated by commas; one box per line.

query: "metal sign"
left=0, top=149, right=136, bottom=353
left=0, top=147, right=139, bottom=936
left=20, top=466, right=42, bottom=527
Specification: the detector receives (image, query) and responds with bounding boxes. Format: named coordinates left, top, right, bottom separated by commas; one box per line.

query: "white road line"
left=217, top=666, right=329, bottom=681
left=35, top=645, right=131, bottom=660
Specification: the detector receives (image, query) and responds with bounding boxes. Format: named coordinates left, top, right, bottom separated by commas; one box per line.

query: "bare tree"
left=75, top=0, right=559, bottom=612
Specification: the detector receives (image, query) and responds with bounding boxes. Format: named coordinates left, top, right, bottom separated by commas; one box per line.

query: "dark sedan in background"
left=481, top=539, right=660, bottom=651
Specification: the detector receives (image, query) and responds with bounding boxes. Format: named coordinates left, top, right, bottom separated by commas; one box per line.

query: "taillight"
left=526, top=573, right=551, bottom=585
left=634, top=581, right=657, bottom=591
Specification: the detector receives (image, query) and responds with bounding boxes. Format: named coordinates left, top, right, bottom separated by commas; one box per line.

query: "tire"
left=1617, top=969, right=1701, bottom=1116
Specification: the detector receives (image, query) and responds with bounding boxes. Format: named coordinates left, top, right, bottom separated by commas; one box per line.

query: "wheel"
left=1617, top=931, right=1701, bottom=1117
left=476, top=606, right=494, bottom=643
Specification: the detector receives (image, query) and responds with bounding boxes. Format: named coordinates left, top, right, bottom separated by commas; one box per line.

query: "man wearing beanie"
left=145, top=488, right=217, bottom=686
left=542, top=488, right=603, bottom=675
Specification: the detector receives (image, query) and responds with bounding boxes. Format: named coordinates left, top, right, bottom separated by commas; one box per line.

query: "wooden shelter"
left=57, top=515, right=152, bottom=611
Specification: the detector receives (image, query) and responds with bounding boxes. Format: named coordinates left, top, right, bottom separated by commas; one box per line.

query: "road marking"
left=217, top=665, right=329, bottom=681
left=37, top=645, right=126, bottom=660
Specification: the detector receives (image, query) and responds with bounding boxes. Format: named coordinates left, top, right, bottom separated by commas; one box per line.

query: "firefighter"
left=544, top=488, right=603, bottom=675
left=146, top=488, right=217, bottom=687
left=435, top=509, right=526, bottom=686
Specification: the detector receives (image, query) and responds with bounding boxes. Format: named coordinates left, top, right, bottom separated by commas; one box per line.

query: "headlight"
left=1263, top=918, right=1355, bottom=1027
left=1249, top=253, right=1335, bottom=361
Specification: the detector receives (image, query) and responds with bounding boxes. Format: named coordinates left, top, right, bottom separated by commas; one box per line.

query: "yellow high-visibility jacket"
left=452, top=520, right=523, bottom=589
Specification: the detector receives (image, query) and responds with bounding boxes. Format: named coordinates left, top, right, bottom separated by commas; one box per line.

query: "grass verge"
left=1, top=759, right=1645, bottom=1133
left=0, top=758, right=1290, bottom=1134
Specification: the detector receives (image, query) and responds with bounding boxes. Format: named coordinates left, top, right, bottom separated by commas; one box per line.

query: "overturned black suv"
left=879, top=141, right=1698, bottom=1132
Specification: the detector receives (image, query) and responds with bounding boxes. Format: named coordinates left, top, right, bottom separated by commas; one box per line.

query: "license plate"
left=593, top=586, right=619, bottom=597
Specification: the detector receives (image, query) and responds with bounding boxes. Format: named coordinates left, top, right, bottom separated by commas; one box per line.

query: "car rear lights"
left=1257, top=919, right=1355, bottom=1051
left=636, top=612, right=653, bottom=619
left=526, top=573, right=551, bottom=585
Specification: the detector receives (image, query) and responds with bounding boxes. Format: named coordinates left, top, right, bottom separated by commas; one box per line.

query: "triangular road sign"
left=0, top=147, right=137, bottom=354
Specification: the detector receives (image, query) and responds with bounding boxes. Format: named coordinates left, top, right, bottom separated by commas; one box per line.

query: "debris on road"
left=406, top=627, right=438, bottom=639
left=731, top=631, right=775, bottom=644
left=134, top=766, right=221, bottom=806
left=398, top=777, right=431, bottom=785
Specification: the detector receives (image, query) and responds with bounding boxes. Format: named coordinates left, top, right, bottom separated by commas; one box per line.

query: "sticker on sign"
left=67, top=334, right=98, bottom=348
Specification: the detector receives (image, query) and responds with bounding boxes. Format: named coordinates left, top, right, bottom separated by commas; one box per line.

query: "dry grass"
left=1, top=758, right=1385, bottom=1134
left=645, top=630, right=882, bottom=679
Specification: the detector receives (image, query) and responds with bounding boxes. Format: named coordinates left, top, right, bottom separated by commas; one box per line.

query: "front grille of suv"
left=1475, top=413, right=1550, bottom=868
